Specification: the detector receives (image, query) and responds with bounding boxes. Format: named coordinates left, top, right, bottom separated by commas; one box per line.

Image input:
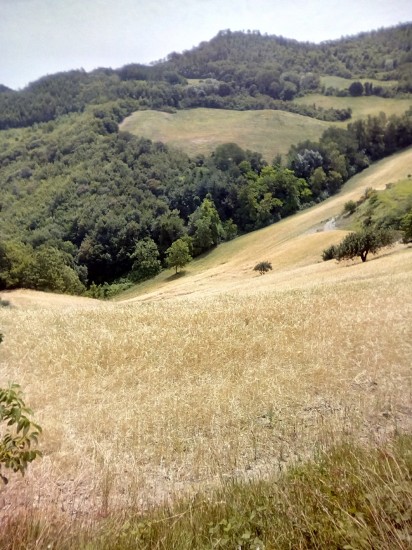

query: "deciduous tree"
left=166, top=239, right=192, bottom=273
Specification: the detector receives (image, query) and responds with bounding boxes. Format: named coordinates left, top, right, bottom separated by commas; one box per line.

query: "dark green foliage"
left=129, top=238, right=161, bottom=282
left=164, top=25, right=412, bottom=100
left=0, top=241, right=84, bottom=294
left=322, top=244, right=338, bottom=261
left=325, top=228, right=396, bottom=263
left=288, top=111, right=412, bottom=201
left=348, top=81, right=364, bottom=96
left=85, top=280, right=134, bottom=299
left=254, top=261, right=272, bottom=275
left=401, top=210, right=412, bottom=243
left=213, top=143, right=246, bottom=171
left=166, top=239, right=192, bottom=273
left=343, top=200, right=357, bottom=215
left=0, top=381, right=42, bottom=484
left=189, top=196, right=223, bottom=256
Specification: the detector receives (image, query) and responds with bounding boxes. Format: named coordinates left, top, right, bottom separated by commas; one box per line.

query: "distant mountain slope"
left=0, top=24, right=410, bottom=130
left=161, top=24, right=412, bottom=87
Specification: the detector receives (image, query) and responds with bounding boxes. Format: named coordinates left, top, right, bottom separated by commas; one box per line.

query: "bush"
left=254, top=261, right=273, bottom=275
left=322, top=244, right=338, bottom=261
left=401, top=211, right=412, bottom=243
left=343, top=200, right=357, bottom=215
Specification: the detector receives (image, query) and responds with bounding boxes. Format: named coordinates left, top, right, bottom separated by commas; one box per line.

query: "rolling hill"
left=1, top=146, right=411, bottom=546
left=1, top=23, right=412, bottom=546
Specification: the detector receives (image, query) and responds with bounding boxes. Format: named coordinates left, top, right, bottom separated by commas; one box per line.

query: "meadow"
left=119, top=96, right=411, bottom=161
left=119, top=108, right=333, bottom=161
left=0, top=149, right=411, bottom=547
left=294, top=94, right=412, bottom=121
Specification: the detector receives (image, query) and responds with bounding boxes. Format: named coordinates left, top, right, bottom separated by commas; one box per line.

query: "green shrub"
left=401, top=210, right=412, bottom=243
left=343, top=199, right=357, bottom=215
left=322, top=244, right=338, bottom=261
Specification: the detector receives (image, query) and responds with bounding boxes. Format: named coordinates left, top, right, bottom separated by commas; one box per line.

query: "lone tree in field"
left=166, top=238, right=192, bottom=274
left=254, top=261, right=273, bottom=275
left=322, top=228, right=396, bottom=263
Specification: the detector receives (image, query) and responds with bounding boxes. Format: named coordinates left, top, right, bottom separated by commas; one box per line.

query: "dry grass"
left=1, top=266, right=411, bottom=520
left=0, top=149, right=411, bottom=531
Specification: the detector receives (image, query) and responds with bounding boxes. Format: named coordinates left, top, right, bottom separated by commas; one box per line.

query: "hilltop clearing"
left=119, top=107, right=332, bottom=160
left=120, top=96, right=412, bottom=161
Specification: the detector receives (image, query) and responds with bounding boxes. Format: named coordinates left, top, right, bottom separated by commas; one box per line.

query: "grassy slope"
left=120, top=96, right=411, bottom=160
left=0, top=149, right=411, bottom=534
left=294, top=94, right=412, bottom=120
left=120, top=108, right=332, bottom=160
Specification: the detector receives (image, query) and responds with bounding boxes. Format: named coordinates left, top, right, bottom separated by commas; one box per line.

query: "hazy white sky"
left=1, top=0, right=411, bottom=90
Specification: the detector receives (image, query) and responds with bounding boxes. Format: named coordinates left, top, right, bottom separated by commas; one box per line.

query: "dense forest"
left=0, top=24, right=411, bottom=295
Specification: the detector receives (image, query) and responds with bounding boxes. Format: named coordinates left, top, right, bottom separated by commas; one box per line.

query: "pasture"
left=119, top=108, right=332, bottom=161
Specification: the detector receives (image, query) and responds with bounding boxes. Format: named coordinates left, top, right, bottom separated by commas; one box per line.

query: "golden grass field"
left=0, top=149, right=411, bottom=524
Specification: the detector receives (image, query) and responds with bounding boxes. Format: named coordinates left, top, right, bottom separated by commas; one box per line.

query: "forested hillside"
left=0, top=24, right=410, bottom=130
left=162, top=24, right=412, bottom=94
left=0, top=24, right=411, bottom=295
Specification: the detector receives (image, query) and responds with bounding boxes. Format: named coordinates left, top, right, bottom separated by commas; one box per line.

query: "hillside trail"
left=3, top=147, right=412, bottom=309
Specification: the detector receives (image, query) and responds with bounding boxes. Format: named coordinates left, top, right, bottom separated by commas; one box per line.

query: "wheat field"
left=0, top=149, right=411, bottom=523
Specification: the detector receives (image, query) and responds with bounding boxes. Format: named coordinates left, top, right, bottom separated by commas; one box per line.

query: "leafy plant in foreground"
left=0, top=362, right=42, bottom=483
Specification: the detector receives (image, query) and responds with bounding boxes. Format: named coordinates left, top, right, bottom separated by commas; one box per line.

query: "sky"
left=1, top=0, right=411, bottom=90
